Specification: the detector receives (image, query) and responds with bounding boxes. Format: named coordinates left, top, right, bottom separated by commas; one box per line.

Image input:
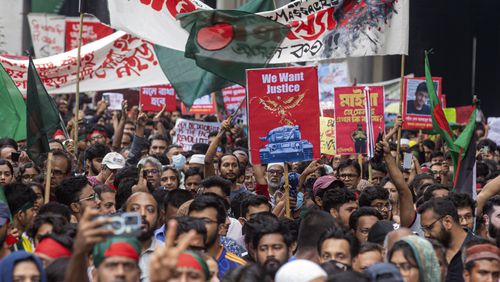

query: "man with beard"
left=251, top=213, right=292, bottom=279
left=218, top=154, right=248, bottom=200
left=188, top=194, right=246, bottom=279
left=0, top=202, right=11, bottom=260
left=148, top=134, right=169, bottom=160
left=137, top=157, right=163, bottom=189
left=419, top=197, right=475, bottom=282
left=358, top=186, right=393, bottom=221
left=124, top=192, right=161, bottom=282
left=84, top=143, right=110, bottom=177
left=482, top=195, right=500, bottom=240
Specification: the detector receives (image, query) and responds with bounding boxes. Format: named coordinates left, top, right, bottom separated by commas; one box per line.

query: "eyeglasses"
left=267, top=169, right=284, bottom=175
left=200, top=218, right=218, bottom=225
left=372, top=203, right=393, bottom=211
left=79, top=193, right=98, bottom=202
left=339, top=173, right=359, bottom=179
left=143, top=169, right=160, bottom=175
left=421, top=216, right=445, bottom=232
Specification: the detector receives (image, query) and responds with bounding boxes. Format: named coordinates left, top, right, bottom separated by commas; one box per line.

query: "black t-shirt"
left=445, top=232, right=477, bottom=282
left=407, top=101, right=430, bottom=115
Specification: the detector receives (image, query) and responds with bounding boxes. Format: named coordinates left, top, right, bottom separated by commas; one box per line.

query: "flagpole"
left=44, top=152, right=53, bottom=204
left=395, top=55, right=405, bottom=165
left=73, top=1, right=85, bottom=157
left=284, top=162, right=291, bottom=219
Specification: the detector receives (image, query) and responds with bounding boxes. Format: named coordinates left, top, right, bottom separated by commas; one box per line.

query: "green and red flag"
left=426, top=51, right=477, bottom=195
left=26, top=57, right=61, bottom=161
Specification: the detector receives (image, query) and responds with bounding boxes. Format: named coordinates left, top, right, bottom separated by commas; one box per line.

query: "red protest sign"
left=181, top=94, right=216, bottom=115
left=222, top=85, right=246, bottom=112
left=402, top=77, right=442, bottom=130
left=334, top=86, right=385, bottom=155
left=247, top=66, right=320, bottom=165
left=65, top=18, right=113, bottom=51
left=140, top=85, right=177, bottom=112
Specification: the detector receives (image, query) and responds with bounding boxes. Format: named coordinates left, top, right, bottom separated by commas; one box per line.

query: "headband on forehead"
left=177, top=251, right=210, bottom=280
left=465, top=244, right=500, bottom=265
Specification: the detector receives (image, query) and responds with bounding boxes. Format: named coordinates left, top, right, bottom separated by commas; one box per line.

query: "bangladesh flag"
left=178, top=10, right=290, bottom=85
left=0, top=63, right=26, bottom=141
left=26, top=57, right=61, bottom=161
left=426, top=52, right=477, bottom=195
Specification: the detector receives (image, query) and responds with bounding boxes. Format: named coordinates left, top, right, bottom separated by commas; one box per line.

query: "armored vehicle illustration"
left=259, top=125, right=313, bottom=163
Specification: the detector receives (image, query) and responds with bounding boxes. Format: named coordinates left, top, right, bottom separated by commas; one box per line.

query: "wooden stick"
left=44, top=152, right=53, bottom=204
left=358, top=154, right=363, bottom=179
left=284, top=163, right=291, bottom=219
left=395, top=54, right=405, bottom=165
left=73, top=12, right=85, bottom=157
left=368, top=161, right=373, bottom=183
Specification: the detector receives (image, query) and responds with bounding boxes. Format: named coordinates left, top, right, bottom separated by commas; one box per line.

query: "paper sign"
left=140, top=85, right=177, bottom=112
left=402, top=77, right=442, bottom=130
left=334, top=86, right=385, bottom=155
left=181, top=94, right=216, bottom=115
left=320, top=117, right=335, bottom=155
left=318, top=62, right=350, bottom=113
left=488, top=118, right=500, bottom=146
left=28, top=13, right=66, bottom=58
left=222, top=84, right=247, bottom=125
left=444, top=108, right=457, bottom=124
left=65, top=17, right=114, bottom=51
left=173, top=118, right=221, bottom=151
left=102, top=93, right=123, bottom=110
left=246, top=66, right=321, bottom=164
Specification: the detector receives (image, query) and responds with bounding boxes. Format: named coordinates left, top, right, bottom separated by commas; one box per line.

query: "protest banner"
left=102, top=0, right=408, bottom=63
left=222, top=84, right=247, bottom=125
left=181, top=94, right=216, bottom=115
left=27, top=14, right=66, bottom=58
left=247, top=66, right=320, bottom=164
left=173, top=118, right=221, bottom=151
left=488, top=117, right=500, bottom=146
left=320, top=117, right=335, bottom=155
left=317, top=62, right=350, bottom=116
left=0, top=31, right=169, bottom=95
left=102, top=93, right=123, bottom=110
left=0, top=0, right=23, bottom=55
left=65, top=17, right=114, bottom=51
left=402, top=77, right=442, bottom=130
left=334, top=86, right=384, bottom=155
left=140, top=85, right=177, bottom=112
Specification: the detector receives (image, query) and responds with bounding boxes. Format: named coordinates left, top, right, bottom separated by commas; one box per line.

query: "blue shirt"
left=217, top=246, right=246, bottom=279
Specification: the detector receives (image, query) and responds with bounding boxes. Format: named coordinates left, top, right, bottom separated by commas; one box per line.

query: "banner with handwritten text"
left=173, top=118, right=220, bottom=151
left=334, top=86, right=384, bottom=155
left=28, top=13, right=66, bottom=58
left=140, top=85, right=177, bottom=112
left=65, top=17, right=114, bottom=51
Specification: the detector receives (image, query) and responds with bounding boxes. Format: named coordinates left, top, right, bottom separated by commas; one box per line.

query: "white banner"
left=0, top=31, right=169, bottom=94
left=173, top=118, right=221, bottom=151
left=488, top=118, right=500, bottom=146
left=28, top=13, right=66, bottom=58
left=0, top=0, right=24, bottom=55
left=106, top=0, right=408, bottom=63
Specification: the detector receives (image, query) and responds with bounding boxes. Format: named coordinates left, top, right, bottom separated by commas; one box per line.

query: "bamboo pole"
left=44, top=152, right=53, bottom=204
left=73, top=11, right=85, bottom=157
left=395, top=55, right=405, bottom=165
left=284, top=163, right=291, bottom=219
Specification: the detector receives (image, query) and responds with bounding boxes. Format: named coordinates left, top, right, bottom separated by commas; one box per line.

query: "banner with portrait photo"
left=402, top=77, right=442, bottom=130
left=247, top=66, right=320, bottom=165
left=334, top=86, right=384, bottom=155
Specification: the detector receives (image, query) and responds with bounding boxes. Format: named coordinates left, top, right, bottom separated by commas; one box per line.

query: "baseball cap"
left=0, top=202, right=11, bottom=226
left=312, top=175, right=335, bottom=197
left=189, top=154, right=205, bottom=165
left=102, top=152, right=126, bottom=170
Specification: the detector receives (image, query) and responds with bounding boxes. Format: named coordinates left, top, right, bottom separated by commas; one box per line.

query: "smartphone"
left=403, top=153, right=412, bottom=170
left=11, top=152, right=20, bottom=162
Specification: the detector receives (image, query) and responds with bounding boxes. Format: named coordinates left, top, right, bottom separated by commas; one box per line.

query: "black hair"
left=322, top=187, right=356, bottom=213
left=430, top=151, right=444, bottom=161
left=243, top=212, right=277, bottom=247
left=222, top=263, right=272, bottom=282
left=0, top=159, right=13, bottom=175
left=164, top=189, right=193, bottom=210
left=184, top=168, right=203, bottom=181
left=151, top=189, right=169, bottom=211
left=422, top=184, right=450, bottom=202
left=115, top=177, right=136, bottom=210
left=113, top=166, right=139, bottom=188
left=296, top=210, right=337, bottom=250
left=188, top=194, right=227, bottom=225
left=4, top=183, right=36, bottom=214
left=349, top=207, right=383, bottom=231
left=166, top=144, right=182, bottom=155
left=422, top=139, right=435, bottom=151
left=175, top=216, right=207, bottom=243
left=149, top=134, right=170, bottom=145
left=478, top=138, right=497, bottom=152
left=483, top=195, right=500, bottom=217
left=337, top=159, right=361, bottom=177
left=448, top=192, right=476, bottom=216
left=51, top=149, right=72, bottom=175
left=327, top=270, right=369, bottom=282
left=358, top=186, right=389, bottom=207
left=358, top=242, right=383, bottom=255
left=418, top=197, right=459, bottom=223
left=93, top=184, right=115, bottom=196
left=201, top=176, right=232, bottom=198
left=0, top=138, right=18, bottom=151
left=321, top=260, right=351, bottom=277
left=54, top=176, right=89, bottom=207
left=387, top=240, right=418, bottom=269
left=217, top=154, right=241, bottom=172
left=84, top=143, right=110, bottom=161
left=476, top=161, right=491, bottom=178
left=46, top=257, right=70, bottom=282
left=318, top=228, right=360, bottom=258
left=27, top=213, right=69, bottom=239
left=371, top=162, right=387, bottom=174
left=37, top=202, right=72, bottom=222
left=241, top=195, right=271, bottom=219
left=161, top=167, right=180, bottom=188
left=409, top=173, right=434, bottom=196
left=230, top=192, right=247, bottom=219
left=251, top=213, right=292, bottom=249
left=191, top=143, right=209, bottom=154
left=17, top=162, right=42, bottom=183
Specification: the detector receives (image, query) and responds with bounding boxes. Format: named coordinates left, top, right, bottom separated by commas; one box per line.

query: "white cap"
left=189, top=154, right=205, bottom=165
left=267, top=162, right=284, bottom=169
left=275, top=260, right=327, bottom=282
left=400, top=138, right=410, bottom=146
left=102, top=152, right=126, bottom=170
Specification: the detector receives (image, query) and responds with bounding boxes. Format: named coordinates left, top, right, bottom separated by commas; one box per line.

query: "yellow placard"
left=320, top=117, right=335, bottom=155
left=444, top=108, right=457, bottom=124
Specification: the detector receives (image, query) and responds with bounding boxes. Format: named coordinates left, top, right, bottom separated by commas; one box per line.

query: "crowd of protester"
left=0, top=95, right=498, bottom=282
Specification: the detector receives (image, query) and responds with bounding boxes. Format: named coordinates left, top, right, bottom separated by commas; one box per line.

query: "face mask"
left=172, top=154, right=186, bottom=170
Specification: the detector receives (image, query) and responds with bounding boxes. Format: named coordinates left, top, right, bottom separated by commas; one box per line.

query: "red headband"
left=177, top=252, right=205, bottom=272
left=87, top=130, right=107, bottom=140
left=465, top=244, right=500, bottom=264
left=104, top=242, right=140, bottom=262
left=35, top=238, right=72, bottom=258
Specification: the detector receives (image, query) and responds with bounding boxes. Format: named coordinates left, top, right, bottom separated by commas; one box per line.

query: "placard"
left=181, top=94, right=216, bottom=115
left=140, top=85, right=176, bottom=112
left=247, top=66, right=320, bottom=164
left=65, top=17, right=114, bottom=51
left=334, top=86, right=385, bottom=155
left=173, top=118, right=221, bottom=151
left=28, top=13, right=66, bottom=58
left=320, top=117, right=335, bottom=155
left=102, top=92, right=123, bottom=110
left=402, top=77, right=442, bottom=130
